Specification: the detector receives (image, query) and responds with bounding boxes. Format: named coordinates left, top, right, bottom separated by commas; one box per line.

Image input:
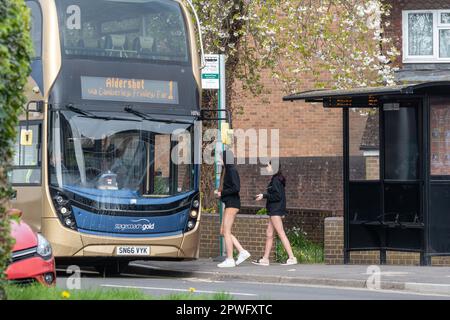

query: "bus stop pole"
left=217, top=54, right=226, bottom=258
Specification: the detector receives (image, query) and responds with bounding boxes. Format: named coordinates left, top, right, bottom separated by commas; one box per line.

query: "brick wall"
left=236, top=157, right=344, bottom=213
left=324, top=216, right=450, bottom=266
left=240, top=206, right=334, bottom=245
left=199, top=213, right=276, bottom=260
left=365, top=156, right=380, bottom=181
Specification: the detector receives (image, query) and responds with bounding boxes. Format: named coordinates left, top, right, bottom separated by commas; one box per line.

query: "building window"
left=403, top=10, right=450, bottom=63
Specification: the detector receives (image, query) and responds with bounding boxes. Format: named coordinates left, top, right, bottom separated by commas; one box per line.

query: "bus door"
left=8, top=120, right=43, bottom=231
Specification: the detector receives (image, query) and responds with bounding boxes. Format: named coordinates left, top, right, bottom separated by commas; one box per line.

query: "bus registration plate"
left=116, top=246, right=150, bottom=256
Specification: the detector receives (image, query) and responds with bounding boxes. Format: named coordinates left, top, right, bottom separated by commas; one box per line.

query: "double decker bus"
left=9, top=0, right=204, bottom=273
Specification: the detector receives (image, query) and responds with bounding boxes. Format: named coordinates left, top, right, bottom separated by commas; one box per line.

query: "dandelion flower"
left=61, top=291, right=71, bottom=299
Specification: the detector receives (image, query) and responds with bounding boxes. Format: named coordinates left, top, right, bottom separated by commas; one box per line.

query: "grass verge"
left=4, top=284, right=233, bottom=300
left=276, top=227, right=324, bottom=264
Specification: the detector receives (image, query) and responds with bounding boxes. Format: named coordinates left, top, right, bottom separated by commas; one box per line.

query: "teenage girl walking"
left=215, top=149, right=251, bottom=268
left=253, top=161, right=297, bottom=266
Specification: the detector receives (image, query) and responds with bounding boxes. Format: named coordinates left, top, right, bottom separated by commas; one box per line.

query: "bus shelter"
left=284, top=82, right=450, bottom=265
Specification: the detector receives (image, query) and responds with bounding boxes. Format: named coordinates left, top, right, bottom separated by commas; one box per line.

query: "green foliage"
left=153, top=176, right=169, bottom=195
left=256, top=208, right=268, bottom=215
left=0, top=0, right=33, bottom=300
left=202, top=207, right=216, bottom=214
left=276, top=227, right=324, bottom=264
left=5, top=284, right=234, bottom=300
left=190, top=1, right=398, bottom=209
left=190, top=0, right=398, bottom=95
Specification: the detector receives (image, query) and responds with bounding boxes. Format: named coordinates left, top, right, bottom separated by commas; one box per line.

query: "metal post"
left=343, top=108, right=350, bottom=264
left=422, top=96, right=431, bottom=266
left=380, top=250, right=387, bottom=265
left=214, top=54, right=226, bottom=259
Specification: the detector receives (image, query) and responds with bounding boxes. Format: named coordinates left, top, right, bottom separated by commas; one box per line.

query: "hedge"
left=0, top=0, right=32, bottom=300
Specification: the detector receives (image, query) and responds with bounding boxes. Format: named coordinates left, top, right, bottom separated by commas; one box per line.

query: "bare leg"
left=262, top=219, right=275, bottom=261
left=270, top=216, right=295, bottom=259
left=221, top=224, right=244, bottom=253
left=231, top=235, right=244, bottom=253
left=221, top=207, right=240, bottom=259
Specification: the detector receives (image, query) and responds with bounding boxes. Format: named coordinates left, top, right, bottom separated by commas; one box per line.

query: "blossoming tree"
left=190, top=0, right=399, bottom=209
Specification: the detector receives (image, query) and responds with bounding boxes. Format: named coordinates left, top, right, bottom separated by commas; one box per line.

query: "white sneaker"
left=217, top=258, right=236, bottom=268
left=235, top=250, right=251, bottom=265
left=281, top=257, right=298, bottom=266
left=251, top=258, right=270, bottom=266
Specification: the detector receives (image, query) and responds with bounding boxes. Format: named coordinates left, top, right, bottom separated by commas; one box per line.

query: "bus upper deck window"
left=57, top=0, right=189, bottom=63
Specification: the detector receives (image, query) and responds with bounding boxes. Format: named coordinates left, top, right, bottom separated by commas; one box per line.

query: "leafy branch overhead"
left=190, top=0, right=399, bottom=94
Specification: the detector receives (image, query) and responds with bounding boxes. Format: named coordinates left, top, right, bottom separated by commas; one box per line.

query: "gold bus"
left=9, top=0, right=203, bottom=274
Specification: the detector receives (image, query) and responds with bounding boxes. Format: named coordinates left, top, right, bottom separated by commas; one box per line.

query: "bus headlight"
left=190, top=210, right=198, bottom=218
left=55, top=195, right=65, bottom=205
left=187, top=220, right=196, bottom=231
left=60, top=206, right=71, bottom=216
left=64, top=217, right=75, bottom=228
left=37, top=234, right=52, bottom=260
left=51, top=191, right=77, bottom=231
left=185, top=194, right=200, bottom=232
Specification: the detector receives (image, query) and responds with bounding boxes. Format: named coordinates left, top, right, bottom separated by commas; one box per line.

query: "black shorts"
left=268, top=212, right=287, bottom=217
left=222, top=197, right=241, bottom=210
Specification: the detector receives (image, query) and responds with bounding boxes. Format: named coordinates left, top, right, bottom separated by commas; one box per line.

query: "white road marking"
left=130, top=263, right=163, bottom=270
left=56, top=268, right=98, bottom=275
left=360, top=272, right=410, bottom=277
left=100, top=284, right=257, bottom=297
left=181, top=277, right=225, bottom=283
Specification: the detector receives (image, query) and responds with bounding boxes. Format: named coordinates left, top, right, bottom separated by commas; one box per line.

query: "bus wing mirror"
left=20, top=100, right=44, bottom=146
left=199, top=109, right=231, bottom=124
left=26, top=100, right=44, bottom=113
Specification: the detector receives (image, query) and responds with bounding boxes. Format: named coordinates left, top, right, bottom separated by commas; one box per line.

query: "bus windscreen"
left=49, top=110, right=194, bottom=198
left=56, top=0, right=189, bottom=63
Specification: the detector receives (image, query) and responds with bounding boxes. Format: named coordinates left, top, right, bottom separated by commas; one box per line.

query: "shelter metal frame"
left=284, top=82, right=450, bottom=266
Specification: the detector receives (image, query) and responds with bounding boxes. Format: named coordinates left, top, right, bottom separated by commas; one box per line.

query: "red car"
left=5, top=209, right=56, bottom=286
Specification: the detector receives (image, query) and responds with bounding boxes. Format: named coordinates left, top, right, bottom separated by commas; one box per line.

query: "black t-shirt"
left=264, top=176, right=287, bottom=214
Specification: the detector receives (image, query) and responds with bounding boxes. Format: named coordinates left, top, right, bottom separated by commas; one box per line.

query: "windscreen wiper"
left=124, top=106, right=193, bottom=125
left=65, top=104, right=141, bottom=122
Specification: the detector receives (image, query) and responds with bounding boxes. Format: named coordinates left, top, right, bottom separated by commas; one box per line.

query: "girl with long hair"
left=214, top=149, right=251, bottom=268
left=253, top=160, right=297, bottom=266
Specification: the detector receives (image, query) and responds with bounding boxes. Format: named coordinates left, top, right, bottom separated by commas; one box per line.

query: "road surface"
left=55, top=268, right=450, bottom=300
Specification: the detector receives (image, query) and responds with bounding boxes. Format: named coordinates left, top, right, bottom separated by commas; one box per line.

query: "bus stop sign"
left=201, top=54, right=220, bottom=90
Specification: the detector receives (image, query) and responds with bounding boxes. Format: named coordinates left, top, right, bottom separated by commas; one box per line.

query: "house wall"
left=230, top=73, right=369, bottom=214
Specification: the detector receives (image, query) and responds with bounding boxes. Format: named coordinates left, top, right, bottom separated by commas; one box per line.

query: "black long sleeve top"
left=220, top=165, right=240, bottom=201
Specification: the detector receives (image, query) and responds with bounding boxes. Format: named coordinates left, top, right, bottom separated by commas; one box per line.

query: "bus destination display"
left=81, top=76, right=179, bottom=104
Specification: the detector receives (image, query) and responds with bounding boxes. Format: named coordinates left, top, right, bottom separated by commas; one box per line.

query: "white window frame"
left=403, top=10, right=450, bottom=63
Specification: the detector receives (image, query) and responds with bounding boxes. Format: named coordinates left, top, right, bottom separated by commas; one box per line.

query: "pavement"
left=127, top=259, right=450, bottom=297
